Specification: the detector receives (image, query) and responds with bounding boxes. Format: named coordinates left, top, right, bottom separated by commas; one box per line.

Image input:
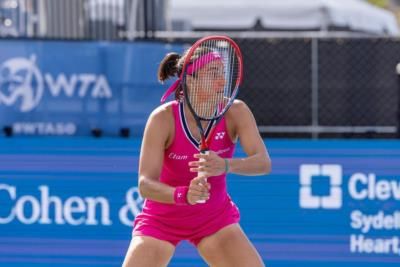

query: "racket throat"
left=194, top=117, right=209, bottom=152
left=199, top=137, right=209, bottom=153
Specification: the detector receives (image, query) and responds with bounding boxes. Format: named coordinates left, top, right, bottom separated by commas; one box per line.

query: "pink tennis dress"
left=132, top=100, right=240, bottom=246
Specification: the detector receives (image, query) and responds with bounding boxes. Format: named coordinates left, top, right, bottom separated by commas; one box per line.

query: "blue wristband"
left=224, top=158, right=230, bottom=173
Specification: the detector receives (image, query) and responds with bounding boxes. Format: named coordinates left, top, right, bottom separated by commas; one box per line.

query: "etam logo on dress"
left=168, top=153, right=188, bottom=160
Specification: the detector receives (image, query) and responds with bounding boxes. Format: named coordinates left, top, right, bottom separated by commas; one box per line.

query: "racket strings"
left=188, top=39, right=239, bottom=120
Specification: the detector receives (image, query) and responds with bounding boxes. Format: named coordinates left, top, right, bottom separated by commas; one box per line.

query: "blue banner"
left=0, top=138, right=399, bottom=266
left=0, top=40, right=184, bottom=137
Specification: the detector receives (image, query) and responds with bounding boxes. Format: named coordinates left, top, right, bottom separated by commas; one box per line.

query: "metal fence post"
left=396, top=63, right=400, bottom=138
left=311, top=37, right=319, bottom=139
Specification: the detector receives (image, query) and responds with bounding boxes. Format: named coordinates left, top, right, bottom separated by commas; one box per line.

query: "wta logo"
left=299, top=164, right=343, bottom=209
left=0, top=55, right=44, bottom=112
left=0, top=54, right=112, bottom=112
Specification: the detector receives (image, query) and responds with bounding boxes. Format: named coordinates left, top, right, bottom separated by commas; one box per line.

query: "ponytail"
left=158, top=52, right=181, bottom=82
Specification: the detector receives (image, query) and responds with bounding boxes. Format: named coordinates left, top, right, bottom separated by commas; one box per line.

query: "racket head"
left=181, top=36, right=243, bottom=122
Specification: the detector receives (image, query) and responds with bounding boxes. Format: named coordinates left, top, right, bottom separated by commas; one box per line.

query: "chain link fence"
left=236, top=38, right=313, bottom=132
left=236, top=37, right=400, bottom=138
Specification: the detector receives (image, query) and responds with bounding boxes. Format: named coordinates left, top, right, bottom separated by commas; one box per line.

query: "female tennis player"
left=122, top=37, right=271, bottom=267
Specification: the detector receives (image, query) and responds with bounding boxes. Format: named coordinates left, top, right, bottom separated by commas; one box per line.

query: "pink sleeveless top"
left=134, top=100, right=238, bottom=232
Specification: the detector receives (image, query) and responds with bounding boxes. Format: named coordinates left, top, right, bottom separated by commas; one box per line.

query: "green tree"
left=366, top=0, right=389, bottom=8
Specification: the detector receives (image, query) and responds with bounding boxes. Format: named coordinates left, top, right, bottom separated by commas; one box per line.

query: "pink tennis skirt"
left=132, top=199, right=240, bottom=246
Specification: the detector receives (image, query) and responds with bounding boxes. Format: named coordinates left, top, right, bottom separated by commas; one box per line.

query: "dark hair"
left=158, top=52, right=184, bottom=100
left=157, top=52, right=181, bottom=82
left=157, top=47, right=214, bottom=100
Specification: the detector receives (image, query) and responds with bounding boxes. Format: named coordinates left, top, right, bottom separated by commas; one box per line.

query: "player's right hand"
left=187, top=175, right=211, bottom=205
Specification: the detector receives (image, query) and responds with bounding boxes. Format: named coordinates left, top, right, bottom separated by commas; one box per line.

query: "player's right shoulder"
left=148, top=101, right=174, bottom=126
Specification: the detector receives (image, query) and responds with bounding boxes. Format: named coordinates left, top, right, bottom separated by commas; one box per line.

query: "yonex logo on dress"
left=299, top=164, right=342, bottom=209
left=215, top=132, right=225, bottom=140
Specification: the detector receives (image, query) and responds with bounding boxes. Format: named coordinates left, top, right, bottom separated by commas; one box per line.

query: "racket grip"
left=196, top=150, right=209, bottom=204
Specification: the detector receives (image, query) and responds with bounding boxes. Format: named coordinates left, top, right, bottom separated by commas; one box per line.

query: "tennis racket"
left=180, top=36, right=243, bottom=203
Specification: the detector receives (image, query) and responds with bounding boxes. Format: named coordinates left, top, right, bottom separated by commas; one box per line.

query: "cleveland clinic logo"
left=0, top=54, right=112, bottom=112
left=299, top=164, right=342, bottom=209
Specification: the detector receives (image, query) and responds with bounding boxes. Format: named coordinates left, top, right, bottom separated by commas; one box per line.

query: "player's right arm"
left=138, top=105, right=209, bottom=204
left=138, top=105, right=176, bottom=204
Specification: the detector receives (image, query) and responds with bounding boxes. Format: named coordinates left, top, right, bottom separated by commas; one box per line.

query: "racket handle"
left=196, top=150, right=209, bottom=204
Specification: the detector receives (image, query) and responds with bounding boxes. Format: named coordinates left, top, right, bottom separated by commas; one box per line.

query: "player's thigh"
left=197, top=224, right=265, bottom=267
left=122, top=236, right=175, bottom=267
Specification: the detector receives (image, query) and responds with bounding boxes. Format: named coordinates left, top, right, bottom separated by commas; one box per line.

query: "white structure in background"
left=169, top=0, right=399, bottom=36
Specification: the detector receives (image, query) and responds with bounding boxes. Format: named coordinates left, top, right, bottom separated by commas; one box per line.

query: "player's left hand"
left=189, top=151, right=226, bottom=177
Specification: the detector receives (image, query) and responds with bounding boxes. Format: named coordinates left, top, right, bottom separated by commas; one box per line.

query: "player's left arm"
left=190, top=100, right=271, bottom=176
left=225, top=99, right=271, bottom=175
